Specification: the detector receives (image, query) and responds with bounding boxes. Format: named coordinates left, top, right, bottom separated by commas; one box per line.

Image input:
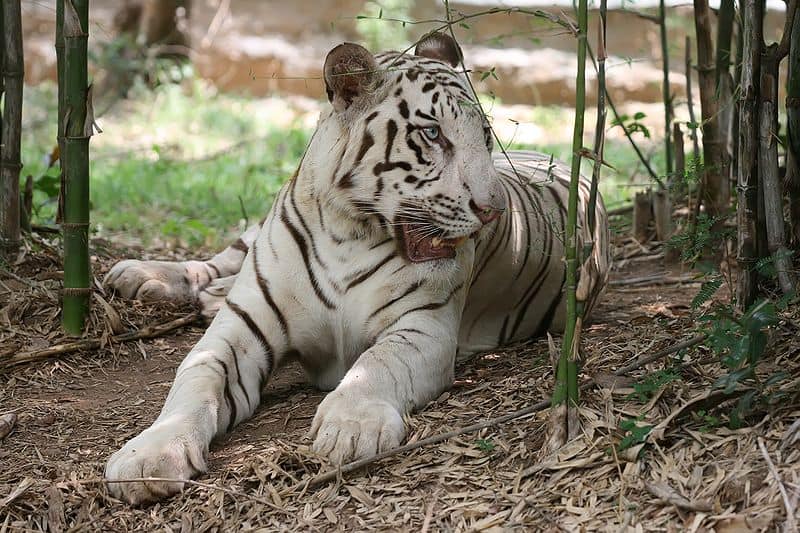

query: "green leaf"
left=633, top=111, right=646, bottom=120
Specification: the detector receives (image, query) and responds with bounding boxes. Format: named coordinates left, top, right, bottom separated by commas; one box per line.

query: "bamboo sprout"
left=658, top=0, right=672, bottom=178
left=0, top=0, right=23, bottom=261
left=62, top=0, right=92, bottom=335
left=552, top=0, right=592, bottom=439
left=736, top=0, right=762, bottom=309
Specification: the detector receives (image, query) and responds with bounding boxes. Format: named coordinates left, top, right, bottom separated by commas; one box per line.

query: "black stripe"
left=216, top=357, right=238, bottom=433
left=226, top=299, right=273, bottom=385
left=533, top=271, right=566, bottom=337
left=346, top=251, right=396, bottom=290
left=280, top=206, right=336, bottom=309
left=368, top=280, right=424, bottom=320
left=252, top=240, right=289, bottom=337
left=377, top=282, right=463, bottom=336
left=224, top=338, right=251, bottom=409
left=206, top=262, right=221, bottom=277
left=231, top=238, right=249, bottom=252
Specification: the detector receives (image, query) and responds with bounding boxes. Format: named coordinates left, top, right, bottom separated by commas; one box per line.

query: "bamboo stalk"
left=586, top=0, right=606, bottom=248
left=658, top=0, right=673, bottom=178
left=684, top=37, right=700, bottom=163
left=693, top=0, right=729, bottom=225
left=56, top=0, right=66, bottom=224
left=715, top=0, right=735, bottom=178
left=736, top=0, right=762, bottom=309
left=0, top=5, right=4, bottom=163
left=0, top=0, right=23, bottom=261
left=759, top=46, right=794, bottom=294
left=62, top=0, right=92, bottom=335
left=552, top=0, right=590, bottom=425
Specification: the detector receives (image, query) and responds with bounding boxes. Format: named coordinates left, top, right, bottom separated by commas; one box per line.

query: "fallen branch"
left=0, top=312, right=200, bottom=368
left=289, top=333, right=708, bottom=492
left=609, top=274, right=698, bottom=287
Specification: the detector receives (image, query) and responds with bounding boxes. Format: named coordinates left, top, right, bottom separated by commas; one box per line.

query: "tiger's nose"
left=469, top=199, right=502, bottom=224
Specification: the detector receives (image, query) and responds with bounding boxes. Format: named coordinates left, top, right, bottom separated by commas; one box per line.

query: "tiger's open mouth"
left=396, top=219, right=469, bottom=263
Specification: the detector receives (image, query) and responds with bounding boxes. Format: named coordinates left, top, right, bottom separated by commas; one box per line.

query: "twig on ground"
left=288, top=333, right=708, bottom=492
left=0, top=267, right=36, bottom=287
left=609, top=274, right=698, bottom=287
left=757, top=437, right=799, bottom=533
left=0, top=312, right=200, bottom=368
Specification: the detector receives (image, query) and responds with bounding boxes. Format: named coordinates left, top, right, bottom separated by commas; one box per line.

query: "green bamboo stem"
left=658, top=0, right=673, bottom=178
left=56, top=0, right=66, bottom=224
left=553, top=0, right=588, bottom=409
left=0, top=0, right=23, bottom=261
left=586, top=0, right=606, bottom=244
left=62, top=0, right=91, bottom=335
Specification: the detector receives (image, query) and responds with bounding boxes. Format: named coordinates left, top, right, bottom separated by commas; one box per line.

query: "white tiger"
left=104, top=32, right=611, bottom=504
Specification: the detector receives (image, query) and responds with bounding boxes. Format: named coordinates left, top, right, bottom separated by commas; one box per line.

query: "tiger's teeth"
left=431, top=237, right=443, bottom=248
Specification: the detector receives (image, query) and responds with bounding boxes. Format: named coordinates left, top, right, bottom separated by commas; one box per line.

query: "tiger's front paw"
left=104, top=260, right=208, bottom=303
left=310, top=393, right=405, bottom=465
left=105, top=425, right=207, bottom=505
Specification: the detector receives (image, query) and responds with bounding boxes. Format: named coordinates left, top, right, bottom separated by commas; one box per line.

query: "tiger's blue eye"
left=422, top=126, right=439, bottom=140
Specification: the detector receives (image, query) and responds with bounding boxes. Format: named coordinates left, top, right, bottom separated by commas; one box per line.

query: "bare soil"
left=1, top=232, right=798, bottom=531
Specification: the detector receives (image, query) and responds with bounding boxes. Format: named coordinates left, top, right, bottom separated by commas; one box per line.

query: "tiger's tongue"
left=401, top=223, right=457, bottom=262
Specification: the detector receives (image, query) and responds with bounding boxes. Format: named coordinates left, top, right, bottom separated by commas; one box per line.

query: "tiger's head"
left=316, top=32, right=506, bottom=263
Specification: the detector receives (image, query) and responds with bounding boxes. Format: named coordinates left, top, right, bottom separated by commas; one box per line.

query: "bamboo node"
left=62, top=287, right=92, bottom=296
left=60, top=222, right=90, bottom=229
left=0, top=162, right=23, bottom=170
left=787, top=97, right=800, bottom=108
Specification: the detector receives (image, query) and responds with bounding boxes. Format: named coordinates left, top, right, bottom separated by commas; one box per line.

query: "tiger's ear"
left=323, top=43, right=379, bottom=112
left=414, top=31, right=462, bottom=67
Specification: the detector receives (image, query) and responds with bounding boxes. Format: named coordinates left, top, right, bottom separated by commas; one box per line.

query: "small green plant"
left=474, top=438, right=496, bottom=453
left=617, top=416, right=653, bottom=453
left=692, top=409, right=723, bottom=432
left=628, top=369, right=680, bottom=402
left=696, top=297, right=792, bottom=428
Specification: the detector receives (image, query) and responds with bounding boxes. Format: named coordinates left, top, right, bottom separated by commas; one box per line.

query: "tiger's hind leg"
left=198, top=275, right=236, bottom=320
left=104, top=223, right=260, bottom=305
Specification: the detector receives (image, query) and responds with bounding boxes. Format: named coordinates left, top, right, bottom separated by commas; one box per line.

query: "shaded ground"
left=1, top=232, right=799, bottom=531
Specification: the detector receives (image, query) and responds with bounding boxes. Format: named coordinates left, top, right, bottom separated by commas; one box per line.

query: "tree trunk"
left=0, top=0, right=23, bottom=261
left=694, top=0, right=728, bottom=225
left=736, top=0, right=762, bottom=309
left=787, top=5, right=800, bottom=247
left=62, top=0, right=92, bottom=336
left=759, top=47, right=795, bottom=294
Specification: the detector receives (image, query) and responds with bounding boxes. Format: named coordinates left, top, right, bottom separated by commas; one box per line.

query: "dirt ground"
left=1, top=230, right=799, bottom=531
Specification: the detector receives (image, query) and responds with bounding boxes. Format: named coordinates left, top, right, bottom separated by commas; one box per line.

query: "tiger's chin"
left=396, top=220, right=472, bottom=263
